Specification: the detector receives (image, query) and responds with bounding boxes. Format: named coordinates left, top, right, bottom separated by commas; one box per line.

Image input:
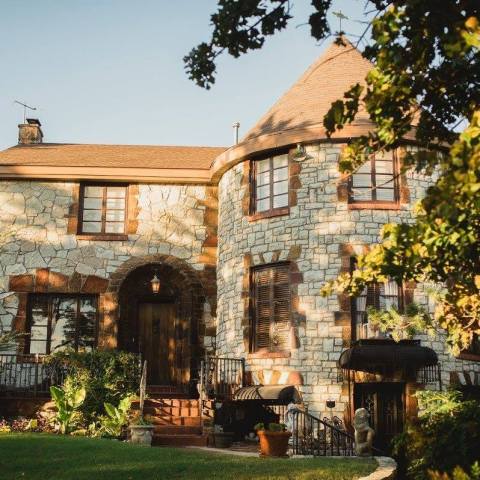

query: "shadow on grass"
left=0, top=434, right=376, bottom=480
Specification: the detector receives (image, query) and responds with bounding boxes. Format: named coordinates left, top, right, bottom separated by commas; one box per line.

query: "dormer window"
left=79, top=183, right=128, bottom=237
left=349, top=151, right=399, bottom=207
left=251, top=153, right=289, bottom=218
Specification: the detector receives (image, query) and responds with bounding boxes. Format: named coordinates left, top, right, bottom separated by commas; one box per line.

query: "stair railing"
left=199, top=356, right=245, bottom=401
left=0, top=353, right=68, bottom=397
left=290, top=408, right=355, bottom=456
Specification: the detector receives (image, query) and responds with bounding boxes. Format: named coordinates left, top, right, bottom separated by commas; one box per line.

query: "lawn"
left=0, top=433, right=376, bottom=480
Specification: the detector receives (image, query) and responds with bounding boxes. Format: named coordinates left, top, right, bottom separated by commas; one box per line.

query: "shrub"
left=50, top=380, right=86, bottom=434
left=99, top=395, right=134, bottom=438
left=254, top=422, right=287, bottom=432
left=45, top=350, right=140, bottom=424
left=393, top=390, right=480, bottom=479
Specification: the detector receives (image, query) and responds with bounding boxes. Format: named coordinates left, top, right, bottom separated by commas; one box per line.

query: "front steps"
left=134, top=394, right=208, bottom=447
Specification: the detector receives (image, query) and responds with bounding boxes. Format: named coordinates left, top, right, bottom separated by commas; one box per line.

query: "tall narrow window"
left=251, top=263, right=291, bottom=352
left=349, top=151, right=399, bottom=204
left=353, top=281, right=403, bottom=341
left=252, top=154, right=289, bottom=215
left=27, top=295, right=97, bottom=354
left=79, top=184, right=127, bottom=235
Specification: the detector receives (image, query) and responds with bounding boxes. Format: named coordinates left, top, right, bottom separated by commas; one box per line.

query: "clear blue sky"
left=0, top=0, right=369, bottom=150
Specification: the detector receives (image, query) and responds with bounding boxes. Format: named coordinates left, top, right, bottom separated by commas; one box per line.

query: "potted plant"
left=129, top=413, right=155, bottom=446
left=254, top=422, right=291, bottom=457
left=129, top=361, right=154, bottom=446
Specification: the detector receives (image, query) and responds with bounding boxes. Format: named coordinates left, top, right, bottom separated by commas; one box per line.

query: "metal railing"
left=200, top=356, right=245, bottom=400
left=0, top=354, right=68, bottom=397
left=291, top=409, right=355, bottom=456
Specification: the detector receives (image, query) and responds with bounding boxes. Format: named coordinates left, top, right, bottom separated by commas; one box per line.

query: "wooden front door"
left=354, top=383, right=405, bottom=452
left=138, top=302, right=176, bottom=385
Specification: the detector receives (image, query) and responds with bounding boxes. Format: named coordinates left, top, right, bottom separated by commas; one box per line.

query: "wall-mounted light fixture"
left=150, top=273, right=161, bottom=294
left=294, top=143, right=306, bottom=158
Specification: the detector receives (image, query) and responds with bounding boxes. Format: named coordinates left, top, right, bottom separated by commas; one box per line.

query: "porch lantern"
left=150, top=274, right=161, bottom=294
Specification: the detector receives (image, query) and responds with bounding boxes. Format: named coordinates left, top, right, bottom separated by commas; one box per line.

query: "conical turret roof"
left=244, top=38, right=374, bottom=141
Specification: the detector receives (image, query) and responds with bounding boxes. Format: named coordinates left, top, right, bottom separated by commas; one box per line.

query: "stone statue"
left=353, top=408, right=374, bottom=456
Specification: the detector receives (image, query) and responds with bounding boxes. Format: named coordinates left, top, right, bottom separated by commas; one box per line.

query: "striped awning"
left=233, top=385, right=302, bottom=404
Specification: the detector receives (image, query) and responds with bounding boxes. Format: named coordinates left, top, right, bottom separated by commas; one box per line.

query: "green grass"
left=0, top=433, right=376, bottom=480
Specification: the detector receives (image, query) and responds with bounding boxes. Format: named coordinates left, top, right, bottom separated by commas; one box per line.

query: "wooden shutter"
left=252, top=264, right=291, bottom=351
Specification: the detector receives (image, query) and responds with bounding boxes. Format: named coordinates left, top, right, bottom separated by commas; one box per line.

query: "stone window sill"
left=76, top=234, right=128, bottom=241
left=348, top=202, right=401, bottom=211
left=248, top=350, right=291, bottom=359
left=248, top=207, right=290, bottom=222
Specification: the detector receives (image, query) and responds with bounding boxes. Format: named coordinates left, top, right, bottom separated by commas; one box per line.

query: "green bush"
left=46, top=350, right=140, bottom=424
left=99, top=395, right=134, bottom=438
left=50, top=380, right=86, bottom=434
left=393, top=390, right=480, bottom=480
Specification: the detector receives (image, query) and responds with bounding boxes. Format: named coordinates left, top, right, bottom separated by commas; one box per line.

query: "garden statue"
left=353, top=408, right=374, bottom=456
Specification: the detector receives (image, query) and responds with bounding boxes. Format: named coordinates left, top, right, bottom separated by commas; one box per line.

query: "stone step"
left=146, top=385, right=191, bottom=398
left=153, top=425, right=202, bottom=435
left=142, top=406, right=201, bottom=418
left=153, top=433, right=208, bottom=447
left=149, top=415, right=202, bottom=427
left=135, top=398, right=200, bottom=408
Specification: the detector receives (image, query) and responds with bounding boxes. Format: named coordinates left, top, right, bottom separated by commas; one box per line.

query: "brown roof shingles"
left=244, top=38, right=374, bottom=141
left=0, top=143, right=226, bottom=170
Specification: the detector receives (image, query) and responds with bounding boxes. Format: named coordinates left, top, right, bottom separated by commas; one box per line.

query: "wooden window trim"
left=457, top=352, right=480, bottom=362
left=24, top=294, right=98, bottom=354
left=78, top=182, right=129, bottom=239
left=350, top=258, right=405, bottom=342
left=348, top=151, right=401, bottom=209
left=250, top=262, right=292, bottom=354
left=249, top=154, right=290, bottom=221
left=457, top=334, right=480, bottom=361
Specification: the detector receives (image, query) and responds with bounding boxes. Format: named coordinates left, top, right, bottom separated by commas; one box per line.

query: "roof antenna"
left=232, top=121, right=240, bottom=145
left=14, top=100, right=37, bottom=124
left=332, top=11, right=348, bottom=32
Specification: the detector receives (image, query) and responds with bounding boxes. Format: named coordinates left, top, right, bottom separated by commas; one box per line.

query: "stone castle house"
left=0, top=40, right=478, bottom=449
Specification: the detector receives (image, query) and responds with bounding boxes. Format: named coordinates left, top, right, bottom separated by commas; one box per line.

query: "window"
left=26, top=295, right=97, bottom=354
left=352, top=280, right=403, bottom=341
left=79, top=184, right=127, bottom=235
left=349, top=151, right=399, bottom=204
left=461, top=334, right=480, bottom=358
left=251, top=263, right=291, bottom=352
left=252, top=154, right=289, bottom=215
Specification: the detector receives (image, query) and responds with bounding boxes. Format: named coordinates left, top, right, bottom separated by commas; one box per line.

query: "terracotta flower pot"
left=257, top=430, right=292, bottom=457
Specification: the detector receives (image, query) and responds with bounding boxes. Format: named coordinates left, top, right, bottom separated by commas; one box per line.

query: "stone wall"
left=216, top=142, right=480, bottom=417
left=0, top=181, right=217, bottom=352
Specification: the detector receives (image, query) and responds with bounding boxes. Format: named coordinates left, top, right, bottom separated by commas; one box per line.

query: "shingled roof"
left=243, top=38, right=374, bottom=141
left=0, top=143, right=226, bottom=170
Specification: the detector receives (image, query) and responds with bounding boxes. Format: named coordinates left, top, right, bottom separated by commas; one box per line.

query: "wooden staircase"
left=134, top=386, right=208, bottom=447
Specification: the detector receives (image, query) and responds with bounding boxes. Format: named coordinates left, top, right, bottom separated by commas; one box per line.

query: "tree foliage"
left=187, top=1, right=480, bottom=351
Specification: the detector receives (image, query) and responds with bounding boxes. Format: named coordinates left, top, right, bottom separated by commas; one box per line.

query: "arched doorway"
left=110, top=256, right=207, bottom=390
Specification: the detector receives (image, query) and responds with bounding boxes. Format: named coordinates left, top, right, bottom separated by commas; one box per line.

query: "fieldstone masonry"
left=216, top=142, right=480, bottom=417
left=0, top=181, right=218, bottom=353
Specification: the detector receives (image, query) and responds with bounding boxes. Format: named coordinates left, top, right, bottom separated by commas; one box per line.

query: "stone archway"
left=102, top=255, right=211, bottom=389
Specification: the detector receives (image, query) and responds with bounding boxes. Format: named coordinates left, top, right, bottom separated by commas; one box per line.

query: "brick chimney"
left=18, top=118, right=43, bottom=145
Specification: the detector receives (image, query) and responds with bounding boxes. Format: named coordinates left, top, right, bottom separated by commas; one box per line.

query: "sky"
left=0, top=0, right=370, bottom=151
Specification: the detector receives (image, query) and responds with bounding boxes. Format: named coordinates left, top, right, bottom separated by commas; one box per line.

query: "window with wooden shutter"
left=251, top=263, right=291, bottom=352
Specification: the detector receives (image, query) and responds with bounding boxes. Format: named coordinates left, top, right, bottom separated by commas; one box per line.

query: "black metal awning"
left=339, top=339, right=438, bottom=375
left=233, top=385, right=302, bottom=404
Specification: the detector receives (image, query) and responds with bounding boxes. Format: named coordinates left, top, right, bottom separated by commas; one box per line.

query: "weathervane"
left=332, top=11, right=349, bottom=32
left=14, top=100, right=37, bottom=123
